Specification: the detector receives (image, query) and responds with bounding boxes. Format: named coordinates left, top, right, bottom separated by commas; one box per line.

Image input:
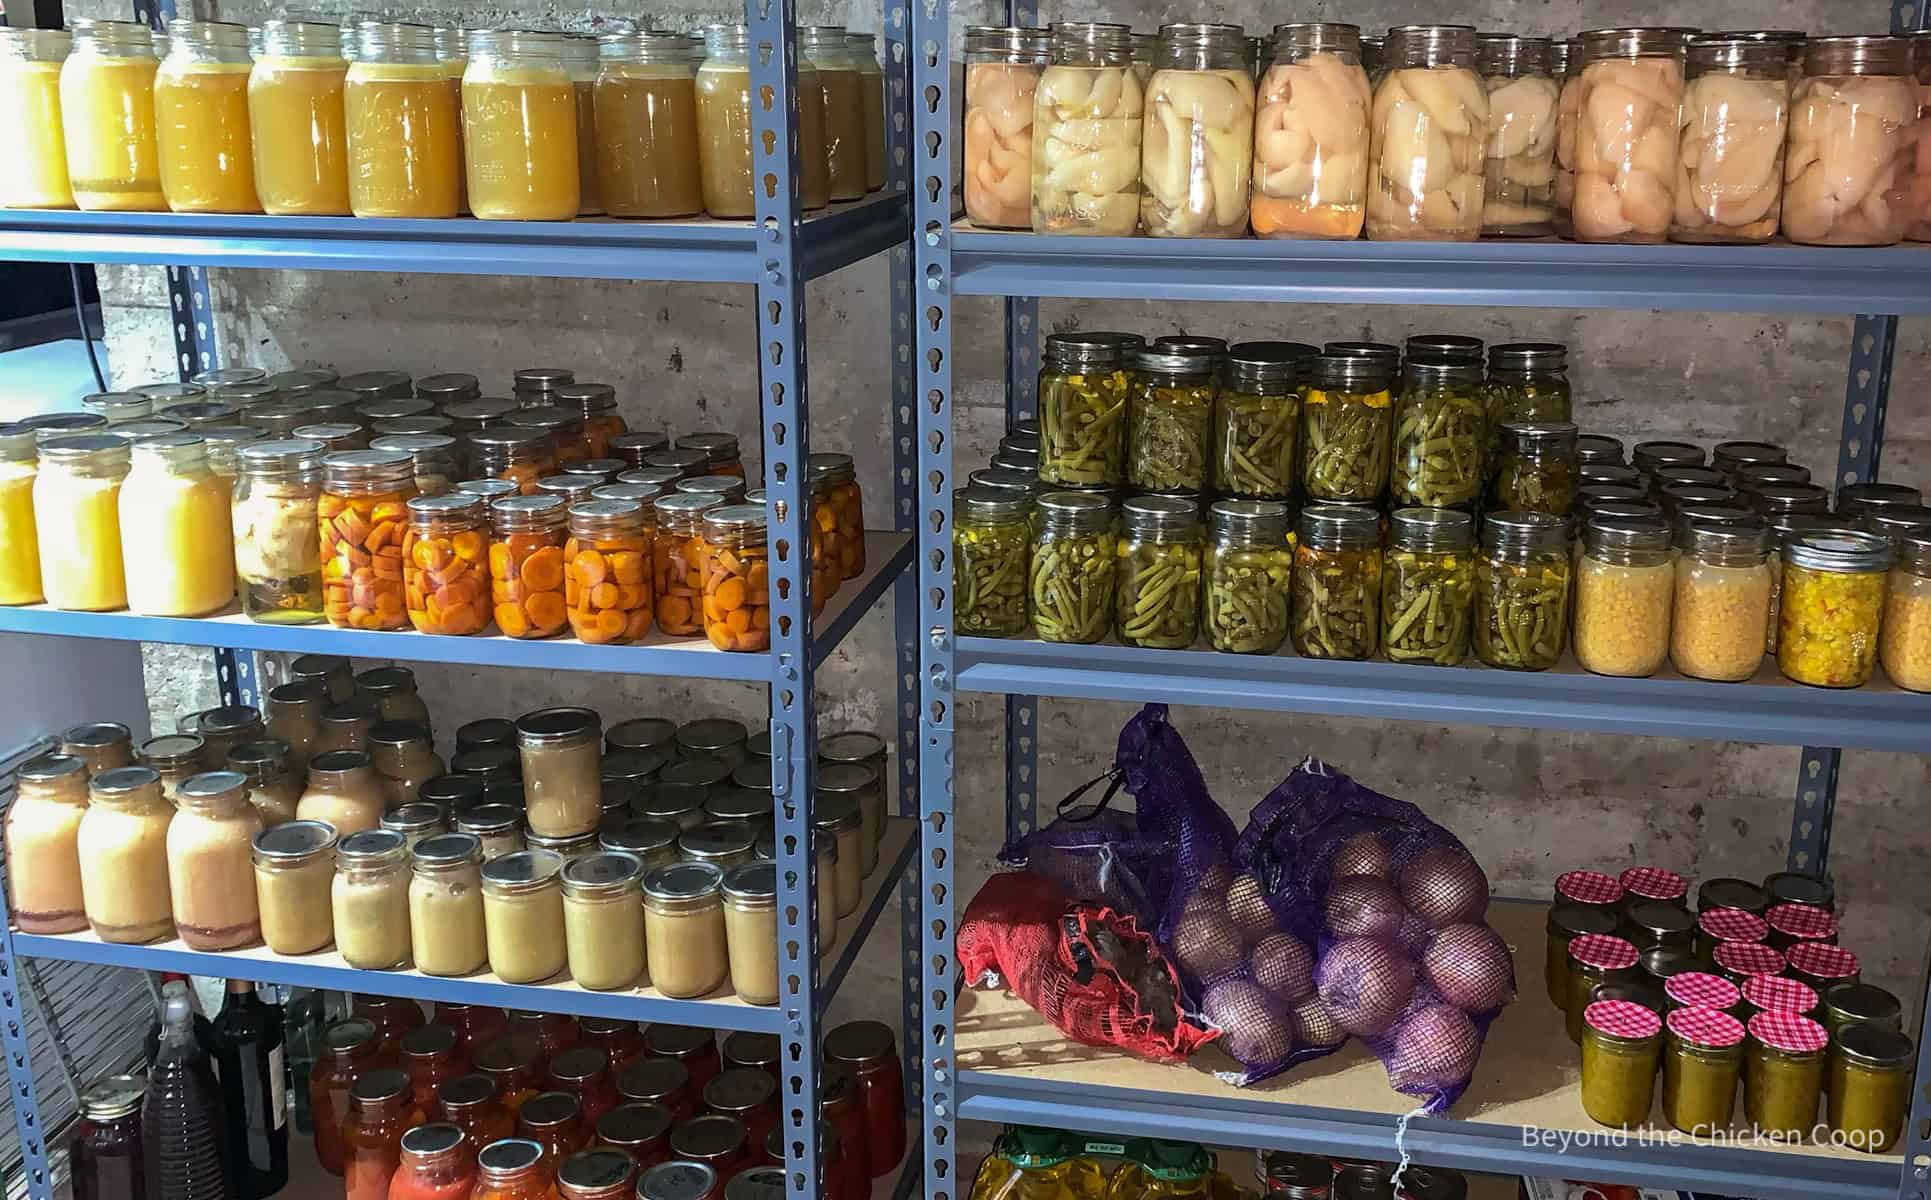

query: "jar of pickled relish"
left=1213, top=342, right=1310, bottom=500
left=1580, top=999, right=1661, bottom=1128
left=1390, top=356, right=1484, bottom=509
left=1291, top=503, right=1381, bottom=660
left=1112, top=496, right=1201, bottom=649
left=593, top=32, right=702, bottom=218
left=0, top=28, right=74, bottom=210
left=247, top=20, right=349, bottom=215
left=1197, top=499, right=1287, bottom=654
left=1695, top=907, right=1768, bottom=961
left=698, top=504, right=771, bottom=652
left=563, top=498, right=653, bottom=644
left=1828, top=1025, right=1913, bottom=1153
left=1780, top=528, right=1892, bottom=687
left=34, top=434, right=130, bottom=611
left=808, top=452, right=866, bottom=579
left=1545, top=904, right=1619, bottom=1008
left=1031, top=491, right=1116, bottom=644
left=1038, top=333, right=1132, bottom=487
left=473, top=1138, right=553, bottom=1200
left=617, top=1059, right=694, bottom=1122
left=1745, top=1011, right=1828, bottom=1137
left=1380, top=507, right=1474, bottom=666
left=318, top=448, right=415, bottom=629
left=60, top=20, right=163, bottom=211
left=1574, top=514, right=1673, bottom=677
left=346, top=23, right=462, bottom=217
left=954, top=487, right=1032, bottom=638
left=153, top=21, right=258, bottom=213
left=1660, top=1005, right=1744, bottom=1133
left=1126, top=348, right=1216, bottom=494
left=1566, top=933, right=1638, bottom=1042
left=0, top=426, right=42, bottom=604
left=1302, top=351, right=1393, bottom=502
left=1473, top=511, right=1569, bottom=671
left=483, top=493, right=567, bottom=639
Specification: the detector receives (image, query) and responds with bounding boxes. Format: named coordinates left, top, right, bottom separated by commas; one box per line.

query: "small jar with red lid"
left=1740, top=974, right=1820, bottom=1023
left=721, top=1032, right=781, bottom=1084
left=617, top=1057, right=696, bottom=1121
left=474, top=1034, right=546, bottom=1117
left=580, top=1017, right=647, bottom=1070
left=1579, top=999, right=1663, bottom=1128
left=1566, top=934, right=1639, bottom=1044
left=1618, top=866, right=1687, bottom=918
left=550, top=1046, right=620, bottom=1129
left=1695, top=907, right=1769, bottom=960
left=703, top=1068, right=778, bottom=1154
left=639, top=1161, right=722, bottom=1200
left=820, top=1069, right=871, bottom=1195
left=518, top=1090, right=592, bottom=1168
left=435, top=1003, right=510, bottom=1056
left=1764, top=902, right=1839, bottom=953
left=344, top=1068, right=428, bottom=1200
left=1744, top=1011, right=1829, bottom=1137
left=596, top=1101, right=673, bottom=1168
left=670, top=1113, right=748, bottom=1178
left=390, top=1122, right=477, bottom=1200
left=1662, top=971, right=1741, bottom=1017
left=764, top=1121, right=861, bottom=1200
left=1788, top=942, right=1861, bottom=994
left=1713, top=941, right=1785, bottom=992
left=646, top=1025, right=722, bottom=1096
left=823, top=1020, right=905, bottom=1177
left=557, top=1146, right=641, bottom=1200
left=1553, top=868, right=1624, bottom=913
left=311, top=1017, right=382, bottom=1175
left=434, top=1073, right=514, bottom=1148
left=1660, top=1005, right=1745, bottom=1134
left=472, top=1138, right=555, bottom=1200
left=509, top=1009, right=579, bottom=1055
left=402, top=1024, right=468, bottom=1115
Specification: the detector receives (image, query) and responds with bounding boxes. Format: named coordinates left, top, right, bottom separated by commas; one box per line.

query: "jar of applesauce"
left=248, top=20, right=349, bottom=214
left=0, top=426, right=42, bottom=605
left=168, top=771, right=264, bottom=950
left=227, top=739, right=302, bottom=827
left=462, top=30, right=580, bottom=221
left=346, top=23, right=462, bottom=218
left=60, top=721, right=132, bottom=778
left=319, top=449, right=416, bottom=630
left=252, top=819, right=337, bottom=954
left=76, top=766, right=174, bottom=944
left=60, top=20, right=163, bottom=211
left=561, top=850, right=647, bottom=991
left=517, top=707, right=602, bottom=837
left=4, top=755, right=89, bottom=934
left=34, top=434, right=130, bottom=611
left=1779, top=528, right=1892, bottom=688
left=644, top=862, right=729, bottom=998
left=721, top=862, right=778, bottom=1006
left=810, top=795, right=864, bottom=917
left=696, top=24, right=828, bottom=217
left=482, top=849, right=569, bottom=984
left=140, top=734, right=205, bottom=802
left=410, top=832, right=488, bottom=977
left=594, top=32, right=702, bottom=218
left=297, top=749, right=388, bottom=837
left=333, top=828, right=412, bottom=969
left=0, top=29, right=75, bottom=209
left=319, top=700, right=377, bottom=755
left=154, top=21, right=260, bottom=213
left=120, top=434, right=236, bottom=616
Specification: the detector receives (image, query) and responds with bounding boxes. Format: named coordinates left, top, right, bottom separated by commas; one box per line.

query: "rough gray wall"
left=92, top=0, right=1931, bottom=1138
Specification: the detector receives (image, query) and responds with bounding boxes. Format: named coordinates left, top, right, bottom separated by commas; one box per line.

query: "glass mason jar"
left=1780, top=528, right=1892, bottom=687
left=479, top=849, right=567, bottom=983
left=1030, top=491, right=1116, bottom=644
left=1477, top=34, right=1558, bottom=237
left=1573, top=28, right=1690, bottom=243
left=808, top=452, right=866, bottom=580
left=71, top=1074, right=148, bottom=1200
left=1368, top=25, right=1486, bottom=241
left=552, top=36, right=601, bottom=217
left=953, top=487, right=1032, bottom=637
left=1661, top=1006, right=1745, bottom=1133
left=963, top=26, right=1050, bottom=229
left=5, top=755, right=88, bottom=934
left=1039, top=332, right=1131, bottom=487
left=463, top=31, right=578, bottom=221
left=1381, top=507, right=1475, bottom=666
left=392, top=1123, right=476, bottom=1199
left=0, top=426, right=42, bottom=605
left=79, top=391, right=152, bottom=425
left=1492, top=421, right=1579, bottom=517
left=118, top=434, right=235, bottom=616
left=516, top=707, right=601, bottom=838
left=1828, top=1024, right=1913, bottom=1152
left=297, top=747, right=386, bottom=836
left=75, top=767, right=172, bottom=943
left=1140, top=23, right=1254, bottom=238
left=1291, top=504, right=1381, bottom=660
left=138, top=733, right=202, bottom=801
left=344, top=1069, right=425, bottom=1197
left=1485, top=342, right=1570, bottom=483
left=817, top=762, right=882, bottom=876
left=35, top=434, right=130, bottom=611
left=371, top=433, right=459, bottom=496
left=698, top=504, right=771, bottom=652
left=1546, top=902, right=1619, bottom=1008
left=291, top=422, right=367, bottom=455
left=1, top=28, right=74, bottom=210
left=564, top=498, right=653, bottom=644
left=1302, top=351, right=1394, bottom=502
left=1214, top=341, right=1309, bottom=500
left=332, top=828, right=412, bottom=969
left=696, top=25, right=827, bottom=218
left=1575, top=514, right=1674, bottom=678
left=455, top=803, right=526, bottom=863
left=60, top=721, right=133, bottom=778
left=1745, top=1013, right=1829, bottom=1137
left=1474, top=510, right=1570, bottom=671
left=650, top=493, right=716, bottom=638
left=800, top=27, right=866, bottom=202
left=407, top=832, right=487, bottom=977
left=551, top=386, right=624, bottom=462
left=1671, top=36, right=1789, bottom=244
left=1880, top=530, right=1931, bottom=690
left=346, top=23, right=461, bottom=218
left=824, top=1020, right=906, bottom=1176
left=265, top=682, right=324, bottom=775
left=594, top=32, right=702, bottom=219
left=1201, top=499, right=1291, bottom=653
left=1032, top=22, right=1143, bottom=235
left=252, top=819, right=337, bottom=954
left=396, top=493, right=489, bottom=635
left=319, top=449, right=416, bottom=629
left=167, top=770, right=264, bottom=949
left=847, top=32, right=886, bottom=192
left=60, top=19, right=163, bottom=211
left=1785, top=37, right=1915, bottom=246
left=1127, top=348, right=1216, bottom=493
left=560, top=851, right=647, bottom=991
left=644, top=862, right=730, bottom=998
left=1670, top=518, right=1772, bottom=683
left=488, top=493, right=569, bottom=639
left=809, top=795, right=864, bottom=917
left=468, top=427, right=556, bottom=496
left=367, top=723, right=441, bottom=810
left=154, top=21, right=258, bottom=213
left=1250, top=23, right=1370, bottom=239
left=1111, top=496, right=1201, bottom=648
left=1391, top=356, right=1485, bottom=508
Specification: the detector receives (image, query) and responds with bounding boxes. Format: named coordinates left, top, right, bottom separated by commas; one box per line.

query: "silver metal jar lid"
left=643, top=860, right=725, bottom=905
left=480, top=848, right=564, bottom=893
left=411, top=832, right=481, bottom=866
left=721, top=861, right=777, bottom=909
left=516, top=706, right=601, bottom=745
left=252, top=819, right=339, bottom=862
left=1784, top=528, right=1893, bottom=573
left=560, top=850, right=645, bottom=898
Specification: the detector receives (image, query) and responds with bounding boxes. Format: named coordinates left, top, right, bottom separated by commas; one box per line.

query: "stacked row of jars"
left=0, top=19, right=888, bottom=220
left=964, top=21, right=1931, bottom=246
left=1544, top=864, right=1913, bottom=1151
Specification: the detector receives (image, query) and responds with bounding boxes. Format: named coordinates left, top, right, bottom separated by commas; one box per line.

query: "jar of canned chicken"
left=1380, top=508, right=1474, bottom=666
left=953, top=487, right=1032, bottom=637
left=1391, top=354, right=1484, bottom=509
left=319, top=449, right=416, bottom=630
left=1492, top=421, right=1579, bottom=517
left=1880, top=530, right=1931, bottom=691
left=1200, top=499, right=1290, bottom=653
left=248, top=20, right=350, bottom=215
left=1032, top=22, right=1143, bottom=235
left=1572, top=28, right=1689, bottom=244
left=653, top=493, right=718, bottom=637
left=345, top=23, right=462, bottom=218
left=1250, top=23, right=1371, bottom=239
left=35, top=434, right=131, bottom=611
left=1574, top=514, right=1674, bottom=678
left=461, top=31, right=579, bottom=221
left=696, top=24, right=828, bottom=218
left=1780, top=528, right=1891, bottom=687
left=1031, top=491, right=1116, bottom=645
left=1786, top=37, right=1916, bottom=246
left=1139, top=23, right=1254, bottom=238
left=1369, top=25, right=1487, bottom=241
left=593, top=32, right=702, bottom=219
left=801, top=27, right=867, bottom=203
left=699, top=505, right=771, bottom=652
left=808, top=453, right=865, bottom=579
left=1291, top=504, right=1381, bottom=660
left=1671, top=519, right=1772, bottom=682
left=487, top=494, right=570, bottom=639
left=0, top=28, right=75, bottom=210
left=60, top=19, right=163, bottom=212
left=1475, top=510, right=1569, bottom=671
left=1476, top=35, right=1558, bottom=237
left=399, top=494, right=490, bottom=635
left=1112, top=496, right=1200, bottom=649
left=963, top=26, right=1050, bottom=229
left=154, top=21, right=258, bottom=214
left=1215, top=341, right=1310, bottom=500
left=1039, top=332, right=1132, bottom=488
left=1302, top=351, right=1394, bottom=503
left=1671, top=35, right=1789, bottom=244
left=0, top=427, right=42, bottom=605
left=119, top=435, right=236, bottom=617
left=564, top=498, right=653, bottom=644
left=1127, top=347, right=1216, bottom=493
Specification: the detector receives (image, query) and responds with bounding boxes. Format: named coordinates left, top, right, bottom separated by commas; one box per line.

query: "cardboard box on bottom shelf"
left=1519, top=1180, right=1689, bottom=1200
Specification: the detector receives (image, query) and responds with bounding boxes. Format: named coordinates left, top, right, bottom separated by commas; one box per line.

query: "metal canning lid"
left=600, top=816, right=680, bottom=857
left=643, top=448, right=707, bottom=473
left=80, top=1075, right=148, bottom=1121
left=1710, top=441, right=1786, bottom=472
left=604, top=749, right=671, bottom=783
left=1393, top=1165, right=1466, bottom=1200
left=609, top=716, right=677, bottom=752
left=1574, top=436, right=1625, bottom=467
left=644, top=860, right=724, bottom=904
left=1548, top=903, right=1619, bottom=940
left=679, top=820, right=759, bottom=861
left=654, top=492, right=723, bottom=528
left=367, top=718, right=432, bottom=748
left=338, top=828, right=408, bottom=867
left=411, top=832, right=480, bottom=867
left=467, top=425, right=553, bottom=451
left=18, top=754, right=84, bottom=783
left=1132, top=345, right=1217, bottom=376
left=517, top=706, right=601, bottom=745
left=721, top=861, right=777, bottom=909
left=1585, top=998, right=1661, bottom=1042
left=456, top=479, right=520, bottom=499
left=1403, top=333, right=1483, bottom=365
left=1479, top=509, right=1566, bottom=553
left=1786, top=528, right=1891, bottom=572
left=619, top=1053, right=692, bottom=1099
left=1222, top=341, right=1317, bottom=390
left=536, top=474, right=600, bottom=502
left=63, top=721, right=131, bottom=749
left=1752, top=483, right=1830, bottom=514
left=564, top=457, right=628, bottom=479
left=988, top=452, right=1037, bottom=475
left=1837, top=481, right=1922, bottom=514
left=1037, top=488, right=1112, bottom=527
left=1298, top=502, right=1379, bottom=548
left=177, top=770, right=247, bottom=804
left=635, top=782, right=707, bottom=822
left=40, top=432, right=130, bottom=460
left=560, top=850, right=644, bottom=898
left=1836, top=1023, right=1915, bottom=1070
left=641, top=1162, right=718, bottom=1200
left=824, top=1019, right=896, bottom=1066
left=1766, top=902, right=1837, bottom=941
left=350, top=1066, right=411, bottom=1104
left=514, top=366, right=574, bottom=393
left=444, top=398, right=518, bottom=425
left=1748, top=1010, right=1828, bottom=1054
left=1665, top=971, right=1741, bottom=1010
left=382, top=803, right=444, bottom=837
left=308, top=748, right=374, bottom=777
left=1652, top=464, right=1728, bottom=489
left=481, top=848, right=564, bottom=894
left=1763, top=870, right=1833, bottom=910
left=745, top=730, right=773, bottom=759
left=1487, top=341, right=1567, bottom=371
left=997, top=433, right=1038, bottom=457
left=456, top=803, right=522, bottom=836
left=416, top=371, right=480, bottom=399
left=1667, top=1005, right=1745, bottom=1049
left=712, top=787, right=769, bottom=823
left=1790, top=942, right=1860, bottom=981
left=405, top=492, right=485, bottom=524
left=453, top=746, right=520, bottom=781
left=676, top=431, right=740, bottom=462
left=1862, top=506, right=1931, bottom=546
left=598, top=1100, right=674, bottom=1147
left=1313, top=350, right=1393, bottom=391
left=557, top=1147, right=636, bottom=1191
left=339, top=370, right=413, bottom=399
left=723, top=1030, right=781, bottom=1071
left=356, top=397, right=434, bottom=422
left=699, top=503, right=765, bottom=540
left=24, top=412, right=111, bottom=438
left=1631, top=440, right=1704, bottom=471
left=1823, top=981, right=1897, bottom=1027
left=1121, top=494, right=1198, bottom=537
left=662, top=757, right=732, bottom=789
left=971, top=468, right=1039, bottom=498
left=1498, top=420, right=1578, bottom=451
left=1742, top=974, right=1817, bottom=1014
left=1569, top=933, right=1638, bottom=971
left=819, top=730, right=886, bottom=764
left=1207, top=499, right=1291, bottom=540
left=1698, top=907, right=1767, bottom=943
left=1043, top=332, right=1128, bottom=370
left=1625, top=899, right=1693, bottom=941
left=268, top=368, right=337, bottom=393
left=1712, top=941, right=1782, bottom=977
left=399, top=1122, right=465, bottom=1157
left=1333, top=1164, right=1392, bottom=1200
left=322, top=1017, right=378, bottom=1056
left=956, top=485, right=1031, bottom=522
left=1388, top=507, right=1474, bottom=550
left=479, top=1139, right=546, bottom=1174
left=610, top=431, right=671, bottom=457
left=141, top=734, right=206, bottom=768
left=202, top=705, right=265, bottom=736
left=1619, top=866, right=1687, bottom=901
left=704, top=1067, right=776, bottom=1119
left=592, top=482, right=662, bottom=505
left=252, top=820, right=339, bottom=862
left=1804, top=33, right=1911, bottom=75
left=527, top=830, right=597, bottom=856
left=810, top=793, right=863, bottom=834
left=1582, top=513, right=1669, bottom=554
left=1736, top=463, right=1812, bottom=491
left=554, top=383, right=618, bottom=416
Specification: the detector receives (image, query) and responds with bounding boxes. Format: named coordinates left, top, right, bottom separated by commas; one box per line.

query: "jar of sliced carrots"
left=699, top=503, right=772, bottom=652
left=507, top=406, right=593, bottom=467
left=809, top=451, right=866, bottom=579
left=644, top=448, right=707, bottom=482
left=402, top=493, right=491, bottom=635
left=677, top=432, right=745, bottom=480
left=804, top=480, right=837, bottom=621
left=675, top=475, right=747, bottom=507
left=566, top=498, right=654, bottom=644
left=554, top=383, right=626, bottom=459
left=320, top=449, right=419, bottom=630
left=653, top=492, right=722, bottom=637
left=487, top=494, right=571, bottom=640
left=467, top=427, right=556, bottom=496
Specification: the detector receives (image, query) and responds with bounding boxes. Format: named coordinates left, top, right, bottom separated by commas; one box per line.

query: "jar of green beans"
left=1302, top=350, right=1396, bottom=503
left=1115, top=495, right=1202, bottom=648
left=1485, top=342, right=1571, bottom=475
left=1292, top=503, right=1383, bottom=660
left=1492, top=420, right=1580, bottom=517
left=1127, top=346, right=1217, bottom=493
left=1213, top=341, right=1313, bottom=500
left=1039, top=332, right=1136, bottom=487
left=952, top=486, right=1032, bottom=637
left=1475, top=510, right=1572, bottom=671
left=1381, top=507, right=1475, bottom=666
left=1391, top=355, right=1487, bottom=508
left=969, top=466, right=1043, bottom=535
left=1030, top=490, right=1118, bottom=643
left=1203, top=499, right=1292, bottom=654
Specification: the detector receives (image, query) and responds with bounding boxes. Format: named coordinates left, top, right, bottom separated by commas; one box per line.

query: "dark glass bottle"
left=281, top=988, right=326, bottom=1135
left=73, top=1075, right=148, bottom=1200
left=211, top=980, right=289, bottom=1198
left=144, top=983, right=235, bottom=1200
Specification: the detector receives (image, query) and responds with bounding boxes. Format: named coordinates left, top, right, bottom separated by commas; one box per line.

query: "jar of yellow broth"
left=76, top=766, right=174, bottom=944
left=800, top=27, right=867, bottom=202
left=696, top=24, right=829, bottom=218
left=0, top=29, right=75, bottom=208
left=593, top=32, right=703, bottom=218
left=153, top=21, right=259, bottom=213
left=4, top=755, right=89, bottom=934
left=463, top=30, right=579, bottom=221
left=481, top=848, right=568, bottom=983
left=345, top=22, right=462, bottom=218
left=432, top=26, right=470, bottom=214
left=248, top=20, right=350, bottom=215
left=847, top=32, right=887, bottom=192
left=119, top=434, right=236, bottom=616
left=0, top=426, right=44, bottom=604
left=561, top=35, right=602, bottom=216
left=60, top=19, right=163, bottom=211
left=34, top=433, right=130, bottom=611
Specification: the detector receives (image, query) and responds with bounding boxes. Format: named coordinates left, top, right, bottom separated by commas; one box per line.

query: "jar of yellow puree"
left=154, top=21, right=259, bottom=213
left=60, top=19, right=164, bottom=211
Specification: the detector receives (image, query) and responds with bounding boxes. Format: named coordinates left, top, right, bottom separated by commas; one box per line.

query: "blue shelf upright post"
left=0, top=751, right=57, bottom=1200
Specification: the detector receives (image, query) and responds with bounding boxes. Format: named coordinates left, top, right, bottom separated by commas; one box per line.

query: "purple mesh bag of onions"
left=998, top=803, right=1174, bottom=928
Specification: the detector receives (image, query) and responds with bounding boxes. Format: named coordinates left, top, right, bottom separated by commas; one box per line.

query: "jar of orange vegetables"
left=808, top=452, right=865, bottom=579
left=403, top=493, right=491, bottom=635
left=507, top=407, right=592, bottom=467
left=319, top=449, right=417, bottom=630
left=699, top=504, right=771, bottom=652
left=653, top=493, right=721, bottom=637
left=487, top=494, right=570, bottom=639
left=566, top=498, right=654, bottom=644
left=555, top=384, right=625, bottom=459
left=468, top=427, right=556, bottom=495
left=678, top=433, right=744, bottom=479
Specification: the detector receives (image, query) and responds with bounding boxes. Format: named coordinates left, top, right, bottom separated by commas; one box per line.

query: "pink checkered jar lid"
left=1556, top=869, right=1625, bottom=907
left=1765, top=902, right=1838, bottom=942
left=1742, top=974, right=1819, bottom=1015
left=1620, top=866, right=1688, bottom=903
left=1587, top=999, right=1663, bottom=1042
left=1697, top=908, right=1768, bottom=944
left=1570, top=933, right=1639, bottom=971
left=1786, top=941, right=1859, bottom=982
left=1713, top=941, right=1783, bottom=979
left=1663, top=971, right=1741, bottom=1011
left=1667, top=1005, right=1745, bottom=1049
left=1747, top=1010, right=1828, bottom=1055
